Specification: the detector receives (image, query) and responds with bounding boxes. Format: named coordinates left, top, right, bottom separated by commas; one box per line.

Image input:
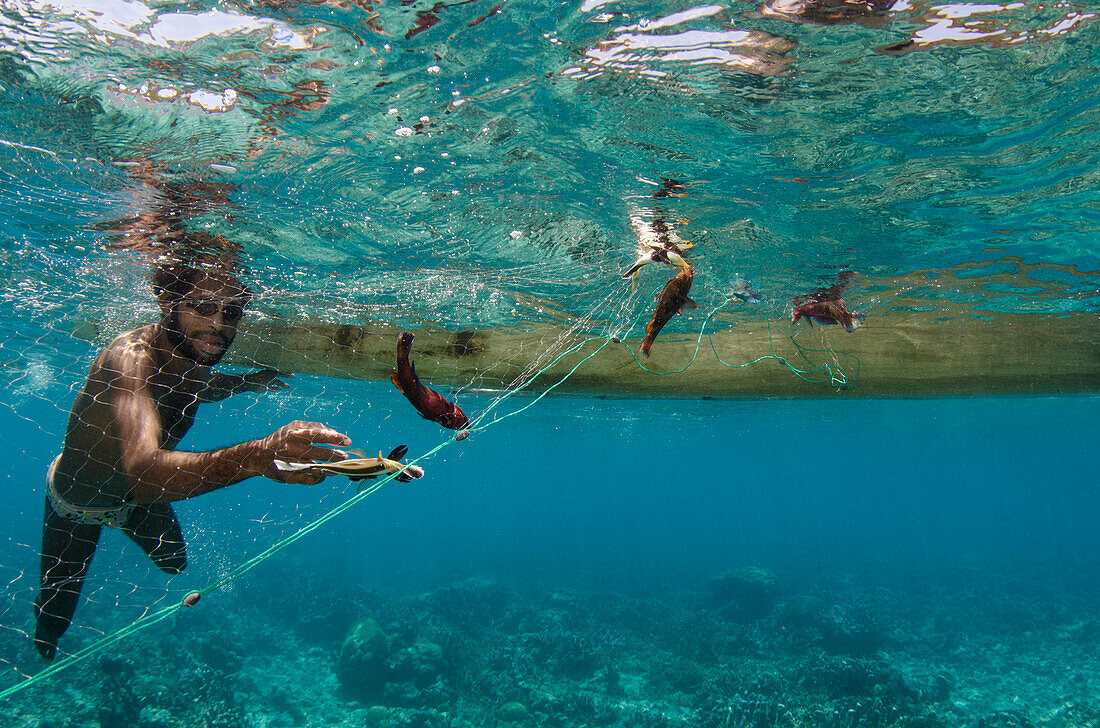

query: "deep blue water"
left=1, top=372, right=1098, bottom=721
left=3, top=375, right=1097, bottom=626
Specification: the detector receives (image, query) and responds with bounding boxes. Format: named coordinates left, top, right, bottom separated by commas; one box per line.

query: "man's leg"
left=122, top=503, right=187, bottom=575
left=34, top=497, right=102, bottom=660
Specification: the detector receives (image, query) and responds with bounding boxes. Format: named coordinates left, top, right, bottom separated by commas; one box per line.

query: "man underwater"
left=34, top=247, right=351, bottom=659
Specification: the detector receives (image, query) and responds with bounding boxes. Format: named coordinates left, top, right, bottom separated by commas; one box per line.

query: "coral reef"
left=5, top=567, right=1098, bottom=728
left=708, top=567, right=781, bottom=622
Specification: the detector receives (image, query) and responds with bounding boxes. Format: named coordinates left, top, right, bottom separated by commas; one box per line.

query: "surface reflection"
left=564, top=5, right=795, bottom=83
left=750, top=0, right=1095, bottom=54
left=757, top=0, right=898, bottom=27
left=890, top=1, right=1095, bottom=53
left=96, top=167, right=241, bottom=262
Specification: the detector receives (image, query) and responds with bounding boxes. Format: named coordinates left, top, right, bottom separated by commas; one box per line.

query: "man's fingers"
left=307, top=426, right=352, bottom=448
left=284, top=422, right=350, bottom=445
left=309, top=446, right=349, bottom=463
left=270, top=423, right=351, bottom=477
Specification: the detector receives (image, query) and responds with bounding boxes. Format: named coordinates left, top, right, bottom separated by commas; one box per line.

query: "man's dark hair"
left=150, top=233, right=252, bottom=306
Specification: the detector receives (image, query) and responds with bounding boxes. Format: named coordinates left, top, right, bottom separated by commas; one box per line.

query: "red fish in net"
left=392, top=331, right=471, bottom=431
left=790, top=271, right=864, bottom=332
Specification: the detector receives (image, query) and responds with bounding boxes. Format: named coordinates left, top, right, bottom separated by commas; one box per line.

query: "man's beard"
left=164, top=312, right=230, bottom=367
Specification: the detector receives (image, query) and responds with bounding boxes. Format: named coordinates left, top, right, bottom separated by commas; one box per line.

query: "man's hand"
left=257, top=421, right=352, bottom=485
left=240, top=369, right=290, bottom=393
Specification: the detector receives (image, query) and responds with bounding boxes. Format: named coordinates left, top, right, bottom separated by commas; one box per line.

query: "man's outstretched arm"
left=108, top=360, right=349, bottom=503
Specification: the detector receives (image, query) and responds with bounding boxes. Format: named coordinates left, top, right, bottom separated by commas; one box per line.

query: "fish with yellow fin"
left=274, top=445, right=425, bottom=489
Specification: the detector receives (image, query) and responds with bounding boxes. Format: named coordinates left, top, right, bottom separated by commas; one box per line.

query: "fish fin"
left=390, top=371, right=406, bottom=394
left=354, top=473, right=380, bottom=488
left=347, top=448, right=369, bottom=459
left=683, top=297, right=697, bottom=312
left=840, top=315, right=864, bottom=332
left=388, top=445, right=408, bottom=460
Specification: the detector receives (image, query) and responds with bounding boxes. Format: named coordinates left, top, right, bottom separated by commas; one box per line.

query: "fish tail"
left=640, top=339, right=653, bottom=358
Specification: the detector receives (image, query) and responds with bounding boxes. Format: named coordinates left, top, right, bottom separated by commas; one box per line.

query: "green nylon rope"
left=0, top=334, right=612, bottom=700
left=1, top=292, right=857, bottom=699
left=0, top=470, right=407, bottom=700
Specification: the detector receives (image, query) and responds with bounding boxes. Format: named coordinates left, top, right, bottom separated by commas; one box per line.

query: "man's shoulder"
left=95, top=325, right=160, bottom=374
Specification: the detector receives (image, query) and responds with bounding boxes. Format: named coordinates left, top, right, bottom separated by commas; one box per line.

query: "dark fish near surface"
left=790, top=272, right=863, bottom=332
left=790, top=299, right=864, bottom=332
left=621, top=242, right=690, bottom=280
left=653, top=176, right=689, bottom=198
left=622, top=209, right=692, bottom=280
left=392, top=331, right=471, bottom=430
left=640, top=267, right=696, bottom=358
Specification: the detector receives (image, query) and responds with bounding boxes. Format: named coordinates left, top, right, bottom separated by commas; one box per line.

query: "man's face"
left=164, top=274, right=249, bottom=366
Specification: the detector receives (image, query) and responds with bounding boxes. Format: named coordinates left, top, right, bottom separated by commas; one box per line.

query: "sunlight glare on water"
left=0, top=0, right=1097, bottom=335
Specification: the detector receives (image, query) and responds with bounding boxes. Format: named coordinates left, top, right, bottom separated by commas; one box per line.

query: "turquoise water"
left=3, top=0, right=1099, bottom=322
left=1, top=0, right=1099, bottom=725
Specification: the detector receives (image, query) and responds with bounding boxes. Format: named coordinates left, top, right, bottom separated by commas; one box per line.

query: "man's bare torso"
left=53, top=325, right=207, bottom=508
